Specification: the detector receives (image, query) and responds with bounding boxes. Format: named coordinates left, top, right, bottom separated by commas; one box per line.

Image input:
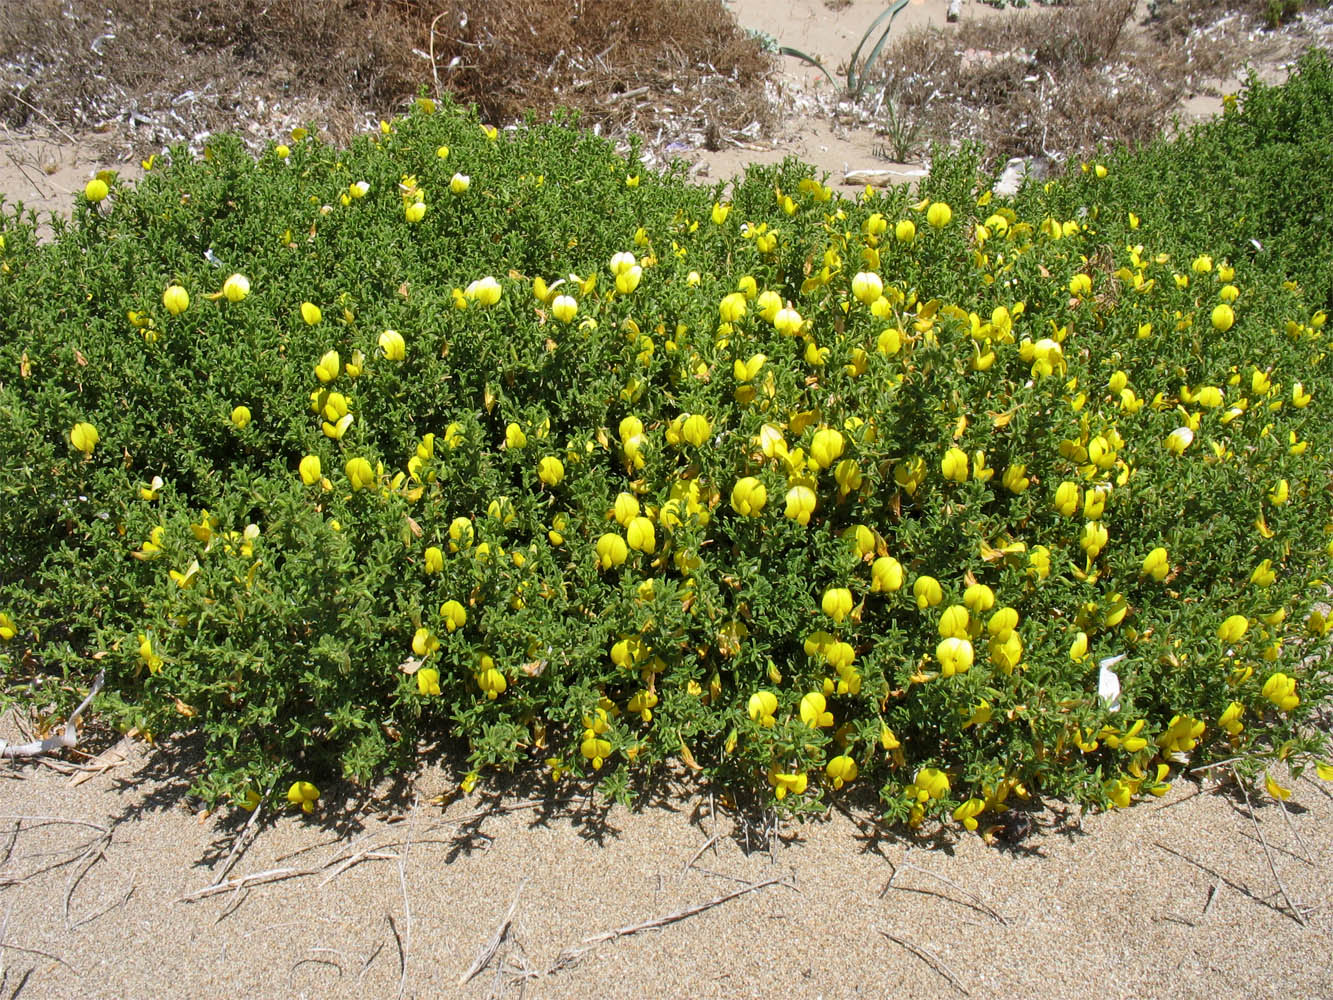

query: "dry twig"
left=548, top=874, right=791, bottom=974
left=210, top=782, right=272, bottom=887
left=0, top=672, right=104, bottom=760
left=1232, top=767, right=1307, bottom=927
left=459, top=877, right=528, bottom=985
left=880, top=928, right=970, bottom=996
left=880, top=855, right=1008, bottom=925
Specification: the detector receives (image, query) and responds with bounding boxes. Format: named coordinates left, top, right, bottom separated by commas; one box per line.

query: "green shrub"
left=3, top=55, right=1332, bottom=831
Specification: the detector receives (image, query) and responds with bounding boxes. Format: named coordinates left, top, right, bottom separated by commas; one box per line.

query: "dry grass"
left=867, top=0, right=1248, bottom=165
left=0, top=0, right=772, bottom=151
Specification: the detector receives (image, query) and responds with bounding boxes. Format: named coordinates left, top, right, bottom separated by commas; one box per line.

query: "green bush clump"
left=2, top=54, right=1332, bottom=830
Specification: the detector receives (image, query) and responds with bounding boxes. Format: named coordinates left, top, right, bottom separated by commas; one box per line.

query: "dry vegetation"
left=865, top=0, right=1292, bottom=164
left=0, top=0, right=1329, bottom=172
left=0, top=0, right=774, bottom=151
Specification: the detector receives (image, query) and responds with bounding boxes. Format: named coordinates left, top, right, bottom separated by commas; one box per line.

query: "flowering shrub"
left=3, top=53, right=1333, bottom=829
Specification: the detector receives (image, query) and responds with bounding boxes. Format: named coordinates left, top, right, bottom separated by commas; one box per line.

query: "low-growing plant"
left=3, top=53, right=1333, bottom=834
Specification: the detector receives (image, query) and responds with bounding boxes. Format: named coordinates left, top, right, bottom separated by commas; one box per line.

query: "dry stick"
left=210, top=782, right=272, bottom=887
left=7, top=94, right=80, bottom=147
left=459, top=877, right=527, bottom=985
left=1276, top=797, right=1315, bottom=866
left=682, top=835, right=720, bottom=876
left=62, top=829, right=112, bottom=929
left=883, top=859, right=1008, bottom=926
left=879, top=929, right=970, bottom=997
left=0, top=672, right=104, bottom=760
left=69, top=876, right=133, bottom=931
left=1200, top=876, right=1223, bottom=922
left=178, top=865, right=315, bottom=902
left=357, top=940, right=386, bottom=984
left=1232, top=767, right=1307, bottom=927
left=548, top=874, right=790, bottom=974
left=428, top=11, right=447, bottom=99
left=395, top=796, right=417, bottom=1000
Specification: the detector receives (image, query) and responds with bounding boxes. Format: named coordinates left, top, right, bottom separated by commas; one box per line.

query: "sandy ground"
left=1, top=721, right=1331, bottom=1000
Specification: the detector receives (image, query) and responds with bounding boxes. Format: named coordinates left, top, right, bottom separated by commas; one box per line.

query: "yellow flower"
left=222, top=273, right=251, bottom=302
left=613, top=492, right=641, bottom=526
left=439, top=599, right=467, bottom=633
left=0, top=612, right=15, bottom=641
left=345, top=457, right=375, bottom=491
left=505, top=423, right=527, bottom=450
left=1164, top=426, right=1194, bottom=455
left=536, top=455, right=565, bottom=487
left=937, top=604, right=970, bottom=639
left=870, top=556, right=903, bottom=593
left=477, top=666, right=507, bottom=700
left=287, top=781, right=320, bottom=813
left=298, top=454, right=321, bottom=486
left=809, top=427, right=845, bottom=470
left=1210, top=303, right=1235, bottom=332
left=681, top=413, right=712, bottom=447
left=84, top=178, right=109, bottom=202
left=1069, top=631, right=1089, bottom=662
left=465, top=276, right=502, bottom=306
left=913, top=767, right=950, bottom=800
left=596, top=532, right=628, bottom=570
left=821, top=587, right=853, bottom=623
left=448, top=516, right=473, bottom=551
left=1268, top=478, right=1289, bottom=505
left=960, top=700, right=991, bottom=729
left=940, top=446, right=968, bottom=483
left=769, top=770, right=808, bottom=800
left=626, top=516, right=656, bottom=553
left=404, top=200, right=427, bottom=223
left=799, top=692, right=834, bottom=728
left=936, top=637, right=974, bottom=677
left=926, top=201, right=952, bottom=228
left=912, top=575, right=942, bottom=609
left=1141, top=546, right=1169, bottom=581
left=851, top=271, right=883, bottom=305
left=1261, top=672, right=1299, bottom=711
left=1068, top=273, right=1092, bottom=298
left=627, top=689, right=657, bottom=721
left=894, top=218, right=916, bottom=243
left=70, top=421, right=99, bottom=455
left=711, top=201, right=732, bottom=225
left=1219, top=701, right=1244, bottom=736
left=378, top=329, right=406, bottom=361
left=719, top=292, right=747, bottom=323
left=1002, top=463, right=1029, bottom=494
left=230, top=405, right=251, bottom=429
left=953, top=798, right=985, bottom=831
left=730, top=477, right=767, bottom=516
left=417, top=667, right=441, bottom=696
left=412, top=627, right=439, bottom=657
left=169, top=560, right=200, bottom=588
left=826, top=756, right=858, bottom=790
left=1217, top=614, right=1249, bottom=643
left=315, top=349, right=340, bottom=383
left=747, top=690, right=778, bottom=726
left=551, top=294, right=578, bottom=323
left=423, top=546, right=444, bottom=574
left=784, top=484, right=816, bottom=526
left=136, top=633, right=163, bottom=674
left=773, top=306, right=803, bottom=336
left=1250, top=559, right=1277, bottom=588
left=1265, top=772, right=1292, bottom=801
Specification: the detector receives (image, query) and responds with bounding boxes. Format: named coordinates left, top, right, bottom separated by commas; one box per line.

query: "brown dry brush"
left=870, top=0, right=1237, bottom=165
left=0, top=0, right=772, bottom=146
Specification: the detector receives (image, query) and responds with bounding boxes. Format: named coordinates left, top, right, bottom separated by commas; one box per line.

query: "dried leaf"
left=398, top=656, right=424, bottom=675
